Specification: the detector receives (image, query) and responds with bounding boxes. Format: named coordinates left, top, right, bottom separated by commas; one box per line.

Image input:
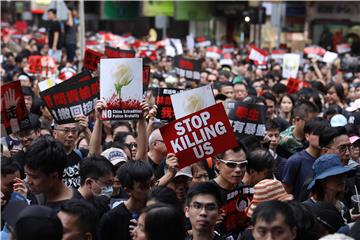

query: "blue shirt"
left=282, top=150, right=316, bottom=200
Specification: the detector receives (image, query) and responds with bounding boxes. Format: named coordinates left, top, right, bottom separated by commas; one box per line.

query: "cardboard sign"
left=174, top=56, right=202, bottom=82
left=83, top=48, right=103, bottom=71
left=282, top=53, right=300, bottom=78
left=100, top=58, right=143, bottom=120
left=160, top=103, right=238, bottom=169
left=195, top=36, right=211, bottom=48
left=287, top=78, right=301, bottom=94
left=143, top=65, right=151, bottom=91
left=171, top=85, right=215, bottom=119
left=40, top=71, right=99, bottom=124
left=1, top=81, right=31, bottom=136
left=336, top=43, right=351, bottom=54
left=105, top=46, right=135, bottom=58
left=322, top=51, right=338, bottom=63
left=154, top=88, right=183, bottom=121
left=221, top=185, right=253, bottom=235
left=165, top=38, right=183, bottom=57
left=248, top=46, right=268, bottom=63
left=225, top=101, right=267, bottom=140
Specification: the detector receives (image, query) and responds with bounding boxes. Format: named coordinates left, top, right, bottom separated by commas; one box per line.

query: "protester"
left=47, top=8, right=62, bottom=63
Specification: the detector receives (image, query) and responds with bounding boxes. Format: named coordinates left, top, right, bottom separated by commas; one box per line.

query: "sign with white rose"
left=100, top=58, right=143, bottom=120
left=170, top=85, right=215, bottom=119
left=282, top=53, right=300, bottom=79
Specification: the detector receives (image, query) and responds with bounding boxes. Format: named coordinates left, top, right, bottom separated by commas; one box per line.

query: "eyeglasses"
left=92, top=178, right=114, bottom=187
left=219, top=159, right=248, bottom=169
left=337, top=144, right=352, bottom=153
left=55, top=127, right=79, bottom=135
left=190, top=202, right=218, bottom=212
left=126, top=143, right=138, bottom=149
left=193, top=173, right=209, bottom=180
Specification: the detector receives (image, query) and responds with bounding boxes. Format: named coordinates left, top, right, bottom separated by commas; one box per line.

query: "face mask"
left=99, top=186, right=113, bottom=198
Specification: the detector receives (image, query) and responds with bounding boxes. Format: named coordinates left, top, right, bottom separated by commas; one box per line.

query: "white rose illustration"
left=184, top=94, right=204, bottom=114
left=112, top=64, right=133, bottom=99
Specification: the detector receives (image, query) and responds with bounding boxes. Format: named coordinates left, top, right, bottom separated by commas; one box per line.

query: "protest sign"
left=40, top=70, right=99, bottom=124
left=270, top=49, right=287, bottom=62
left=195, top=36, right=211, bottom=48
left=143, top=65, right=151, bottom=91
left=28, top=55, right=57, bottom=75
left=153, top=88, right=183, bottom=121
left=287, top=78, right=301, bottom=94
left=1, top=81, right=31, bottom=136
left=222, top=44, right=235, bottom=54
left=171, top=85, right=215, bottom=119
left=165, top=38, right=183, bottom=57
left=336, top=43, right=351, bottom=54
left=248, top=46, right=268, bottom=63
left=83, top=48, right=103, bottom=71
left=174, top=56, right=202, bottom=82
left=322, top=51, right=338, bottom=63
left=105, top=46, right=136, bottom=58
left=186, top=35, right=194, bottom=54
left=303, top=45, right=326, bottom=60
left=225, top=101, right=267, bottom=140
left=220, top=53, right=234, bottom=66
left=206, top=46, right=222, bottom=60
left=160, top=103, right=238, bottom=168
left=100, top=58, right=143, bottom=120
left=38, top=78, right=57, bottom=92
left=282, top=53, right=300, bottom=78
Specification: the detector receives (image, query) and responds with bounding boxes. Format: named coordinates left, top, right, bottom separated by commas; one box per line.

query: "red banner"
left=83, top=48, right=103, bottom=71
left=160, top=103, right=238, bottom=168
left=105, top=46, right=135, bottom=58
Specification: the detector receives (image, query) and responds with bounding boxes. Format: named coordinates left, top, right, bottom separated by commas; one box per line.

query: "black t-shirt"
left=72, top=189, right=110, bottom=219
left=147, top=156, right=166, bottom=180
left=44, top=188, right=78, bottom=212
left=48, top=20, right=62, bottom=50
left=63, top=149, right=88, bottom=189
left=99, top=202, right=133, bottom=240
left=211, top=180, right=253, bottom=238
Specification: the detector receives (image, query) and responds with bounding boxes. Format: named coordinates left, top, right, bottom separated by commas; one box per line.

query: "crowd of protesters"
left=1, top=7, right=360, bottom=240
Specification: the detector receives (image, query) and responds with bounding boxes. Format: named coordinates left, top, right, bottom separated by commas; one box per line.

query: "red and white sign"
left=83, top=48, right=103, bottom=72
left=206, top=46, right=223, bottom=60
left=160, top=103, right=238, bottom=169
left=222, top=44, right=235, bottom=54
left=336, top=43, right=351, bottom=54
left=248, top=46, right=268, bottom=64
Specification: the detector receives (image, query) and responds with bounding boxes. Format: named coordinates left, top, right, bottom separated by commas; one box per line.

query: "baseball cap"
left=174, top=166, right=192, bottom=179
left=350, top=136, right=360, bottom=144
left=330, top=114, right=348, bottom=127
left=346, top=99, right=360, bottom=112
left=101, top=147, right=128, bottom=166
left=308, top=154, right=354, bottom=190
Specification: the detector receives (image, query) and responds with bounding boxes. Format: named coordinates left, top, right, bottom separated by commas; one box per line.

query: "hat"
left=308, top=154, right=354, bottom=190
left=18, top=74, right=30, bottom=81
left=174, top=166, right=192, bottom=179
left=246, top=179, right=293, bottom=217
left=308, top=201, right=344, bottom=233
left=101, top=147, right=128, bottom=166
left=2, top=201, right=28, bottom=229
left=346, top=99, right=360, bottom=112
left=15, top=205, right=63, bottom=240
left=319, top=234, right=354, bottom=240
left=350, top=136, right=360, bottom=144
left=330, top=114, right=348, bottom=127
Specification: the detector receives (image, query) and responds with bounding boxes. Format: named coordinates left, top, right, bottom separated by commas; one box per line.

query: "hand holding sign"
left=75, top=115, right=89, bottom=133
left=165, top=153, right=179, bottom=176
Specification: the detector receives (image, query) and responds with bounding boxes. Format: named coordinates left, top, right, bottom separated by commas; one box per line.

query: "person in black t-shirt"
left=99, top=160, right=154, bottom=240
left=47, top=8, right=62, bottom=63
left=24, top=136, right=75, bottom=212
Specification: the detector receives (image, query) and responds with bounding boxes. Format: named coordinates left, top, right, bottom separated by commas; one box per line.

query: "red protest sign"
left=105, top=46, right=135, bottom=58
left=83, top=48, right=103, bottom=71
left=143, top=65, right=150, bottom=91
left=160, top=103, right=238, bottom=169
left=287, top=78, right=301, bottom=94
left=1, top=81, right=31, bottom=136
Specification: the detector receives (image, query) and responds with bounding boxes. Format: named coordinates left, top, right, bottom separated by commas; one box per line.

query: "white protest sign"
left=282, top=53, right=300, bottom=78
left=186, top=35, right=194, bottom=54
left=322, top=51, right=338, bottom=63
left=165, top=38, right=183, bottom=57
left=171, top=85, right=215, bottom=119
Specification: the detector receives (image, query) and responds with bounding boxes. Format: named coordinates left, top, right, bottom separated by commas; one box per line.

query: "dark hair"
left=304, top=117, right=330, bottom=135
left=272, top=83, right=287, bottom=94
left=79, top=156, right=114, bottom=185
left=262, top=92, right=277, bottom=104
left=186, top=182, right=223, bottom=207
left=216, top=144, right=245, bottom=159
left=265, top=119, right=280, bottom=131
left=279, top=94, right=295, bottom=107
left=116, top=160, right=153, bottom=189
left=148, top=186, right=179, bottom=210
left=60, top=199, right=99, bottom=237
left=239, top=135, right=262, bottom=154
left=293, top=100, right=319, bottom=119
left=246, top=148, right=274, bottom=175
left=111, top=121, right=132, bottom=133
left=251, top=200, right=296, bottom=229
left=143, top=203, right=185, bottom=240
left=319, top=126, right=347, bottom=148
left=47, top=8, right=57, bottom=15
left=324, top=104, right=343, bottom=118
left=1, top=156, right=21, bottom=175
left=113, top=132, right=136, bottom=145
left=287, top=201, right=320, bottom=240
left=327, top=82, right=345, bottom=102
left=25, top=136, right=66, bottom=179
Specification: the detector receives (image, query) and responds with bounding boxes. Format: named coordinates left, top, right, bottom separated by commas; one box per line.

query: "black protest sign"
left=225, top=101, right=267, bottom=140
left=40, top=70, right=99, bottom=124
left=105, top=46, right=135, bottom=58
left=83, top=48, right=103, bottom=72
left=174, top=56, right=202, bottom=82
left=153, top=88, right=183, bottom=121
left=1, top=81, right=31, bottom=136
left=143, top=65, right=150, bottom=91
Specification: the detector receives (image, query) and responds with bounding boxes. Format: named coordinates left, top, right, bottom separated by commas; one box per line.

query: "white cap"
left=101, top=147, right=128, bottom=166
left=330, top=114, right=348, bottom=127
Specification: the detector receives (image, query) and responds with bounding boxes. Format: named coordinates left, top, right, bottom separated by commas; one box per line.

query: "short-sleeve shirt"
left=48, top=20, right=62, bottom=50
left=282, top=150, right=316, bottom=200
left=279, top=126, right=305, bottom=156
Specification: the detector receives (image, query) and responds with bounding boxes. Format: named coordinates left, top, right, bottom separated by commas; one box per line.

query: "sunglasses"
left=219, top=159, right=248, bottom=169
